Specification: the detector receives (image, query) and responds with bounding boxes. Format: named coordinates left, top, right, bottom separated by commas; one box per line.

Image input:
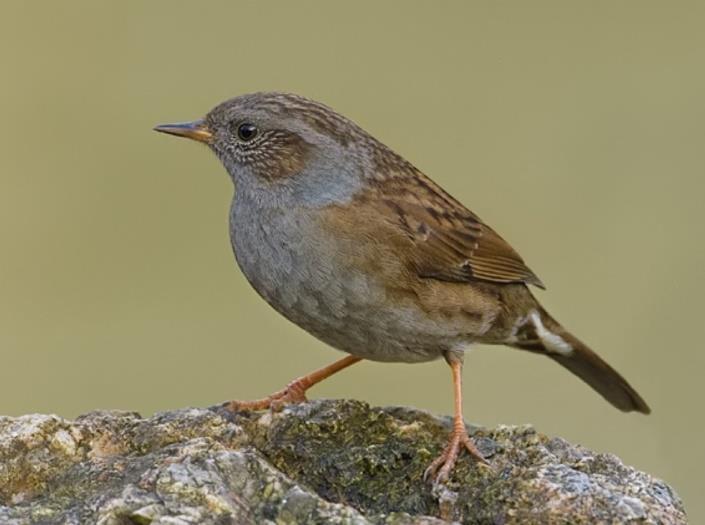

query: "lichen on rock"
left=0, top=400, right=686, bottom=524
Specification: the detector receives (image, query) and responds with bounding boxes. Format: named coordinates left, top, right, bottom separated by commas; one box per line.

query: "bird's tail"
left=511, top=308, right=650, bottom=414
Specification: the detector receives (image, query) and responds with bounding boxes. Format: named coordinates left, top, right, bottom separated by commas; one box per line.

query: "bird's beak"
left=153, top=119, right=213, bottom=144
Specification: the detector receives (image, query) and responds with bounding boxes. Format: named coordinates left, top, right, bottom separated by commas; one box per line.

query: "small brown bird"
left=154, top=92, right=649, bottom=482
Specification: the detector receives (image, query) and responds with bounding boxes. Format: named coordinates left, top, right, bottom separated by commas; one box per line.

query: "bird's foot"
left=224, top=378, right=309, bottom=412
left=222, top=356, right=362, bottom=413
left=424, top=425, right=490, bottom=483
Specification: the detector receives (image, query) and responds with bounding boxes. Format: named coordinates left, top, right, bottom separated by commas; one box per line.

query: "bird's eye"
left=237, top=123, right=258, bottom=141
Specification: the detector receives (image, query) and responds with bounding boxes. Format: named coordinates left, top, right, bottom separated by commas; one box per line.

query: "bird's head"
left=154, top=92, right=370, bottom=189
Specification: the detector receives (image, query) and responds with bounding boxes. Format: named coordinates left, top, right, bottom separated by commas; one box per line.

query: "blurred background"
left=1, top=1, right=702, bottom=519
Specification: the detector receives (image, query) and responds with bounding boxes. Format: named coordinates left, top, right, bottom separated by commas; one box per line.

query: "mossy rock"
left=0, top=400, right=685, bottom=524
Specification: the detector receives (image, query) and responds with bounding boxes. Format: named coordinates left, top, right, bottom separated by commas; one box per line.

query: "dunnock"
left=154, top=92, right=649, bottom=482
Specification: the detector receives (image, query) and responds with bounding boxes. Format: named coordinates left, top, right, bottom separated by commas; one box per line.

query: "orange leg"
left=424, top=356, right=489, bottom=483
left=225, top=355, right=362, bottom=412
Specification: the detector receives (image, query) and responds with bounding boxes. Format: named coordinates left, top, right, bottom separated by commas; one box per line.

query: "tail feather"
left=513, top=309, right=650, bottom=414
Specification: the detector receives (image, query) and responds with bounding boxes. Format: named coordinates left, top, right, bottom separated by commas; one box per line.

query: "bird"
left=154, top=92, right=650, bottom=483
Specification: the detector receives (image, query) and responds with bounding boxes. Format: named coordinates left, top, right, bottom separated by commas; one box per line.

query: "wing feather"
left=370, top=165, right=545, bottom=289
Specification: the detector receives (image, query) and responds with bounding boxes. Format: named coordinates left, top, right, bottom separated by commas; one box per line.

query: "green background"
left=1, top=1, right=702, bottom=519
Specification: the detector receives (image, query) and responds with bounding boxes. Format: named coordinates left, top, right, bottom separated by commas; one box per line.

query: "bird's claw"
left=224, top=379, right=309, bottom=412
left=424, top=428, right=489, bottom=483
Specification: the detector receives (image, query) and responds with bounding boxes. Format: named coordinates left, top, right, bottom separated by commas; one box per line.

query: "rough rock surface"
left=0, top=399, right=685, bottom=524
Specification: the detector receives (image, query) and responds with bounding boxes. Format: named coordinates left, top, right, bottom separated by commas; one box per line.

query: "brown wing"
left=364, top=157, right=545, bottom=289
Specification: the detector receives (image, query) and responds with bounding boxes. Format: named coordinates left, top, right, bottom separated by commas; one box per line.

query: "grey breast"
left=227, top=172, right=455, bottom=363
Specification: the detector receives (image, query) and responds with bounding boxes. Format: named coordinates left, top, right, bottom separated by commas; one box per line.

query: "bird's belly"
left=230, top=207, right=476, bottom=363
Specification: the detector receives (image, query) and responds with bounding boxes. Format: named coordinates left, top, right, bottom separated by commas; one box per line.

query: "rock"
left=0, top=400, right=685, bottom=524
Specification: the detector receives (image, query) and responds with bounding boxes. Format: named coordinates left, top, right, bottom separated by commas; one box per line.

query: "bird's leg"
left=424, top=354, right=489, bottom=483
left=224, top=355, right=362, bottom=412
